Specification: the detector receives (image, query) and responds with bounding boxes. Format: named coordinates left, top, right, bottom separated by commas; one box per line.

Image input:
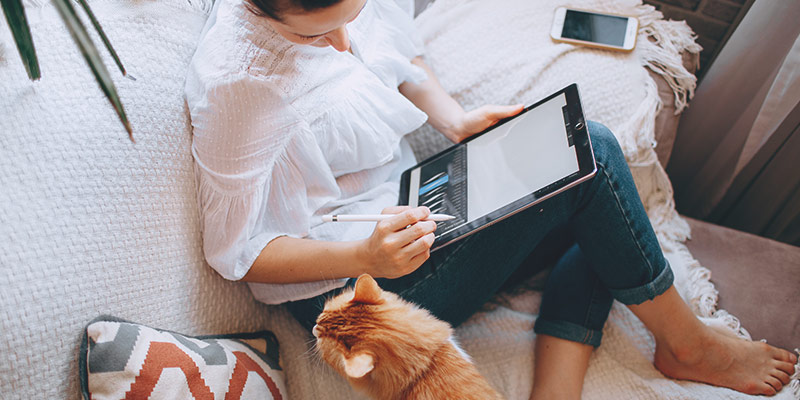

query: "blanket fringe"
left=632, top=4, right=702, bottom=113
left=619, top=78, right=660, bottom=165
left=639, top=20, right=702, bottom=113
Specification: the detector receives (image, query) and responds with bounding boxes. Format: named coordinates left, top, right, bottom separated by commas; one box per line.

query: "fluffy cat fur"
left=313, top=274, right=504, bottom=400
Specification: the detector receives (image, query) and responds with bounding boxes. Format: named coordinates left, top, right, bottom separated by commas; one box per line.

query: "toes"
left=772, top=347, right=796, bottom=363
left=743, top=381, right=775, bottom=396
left=772, top=369, right=791, bottom=386
left=765, top=376, right=782, bottom=395
left=775, top=360, right=796, bottom=375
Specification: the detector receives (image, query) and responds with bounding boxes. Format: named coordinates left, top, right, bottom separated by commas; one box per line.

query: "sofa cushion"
left=80, top=317, right=286, bottom=399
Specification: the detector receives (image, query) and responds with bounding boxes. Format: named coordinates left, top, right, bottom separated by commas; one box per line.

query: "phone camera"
left=575, top=121, right=584, bottom=130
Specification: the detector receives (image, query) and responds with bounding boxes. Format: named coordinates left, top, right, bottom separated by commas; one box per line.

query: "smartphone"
left=550, top=7, right=638, bottom=52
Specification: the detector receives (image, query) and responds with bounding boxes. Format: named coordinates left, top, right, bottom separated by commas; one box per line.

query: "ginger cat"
left=313, top=274, right=504, bottom=400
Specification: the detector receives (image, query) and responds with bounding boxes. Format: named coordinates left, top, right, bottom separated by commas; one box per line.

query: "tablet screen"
left=401, top=84, right=594, bottom=249
left=466, top=93, right=578, bottom=220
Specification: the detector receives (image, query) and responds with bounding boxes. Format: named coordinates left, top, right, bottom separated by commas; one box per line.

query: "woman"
left=184, top=0, right=796, bottom=397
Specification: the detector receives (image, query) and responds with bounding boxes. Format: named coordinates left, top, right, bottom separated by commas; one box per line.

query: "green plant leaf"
left=52, top=0, right=133, bottom=141
left=1, top=0, right=41, bottom=80
left=75, top=0, right=125, bottom=76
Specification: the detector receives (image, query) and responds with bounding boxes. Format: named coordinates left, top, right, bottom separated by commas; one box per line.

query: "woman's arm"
left=397, top=57, right=466, bottom=142
left=399, top=56, right=523, bottom=143
left=242, top=206, right=436, bottom=283
left=243, top=236, right=364, bottom=283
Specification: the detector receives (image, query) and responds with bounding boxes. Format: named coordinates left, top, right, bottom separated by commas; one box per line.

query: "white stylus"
left=322, top=214, right=456, bottom=222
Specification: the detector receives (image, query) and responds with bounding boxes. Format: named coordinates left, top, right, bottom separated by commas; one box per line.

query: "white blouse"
left=185, top=0, right=429, bottom=304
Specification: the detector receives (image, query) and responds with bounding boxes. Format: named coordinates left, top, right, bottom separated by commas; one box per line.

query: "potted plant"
left=2, top=0, right=132, bottom=140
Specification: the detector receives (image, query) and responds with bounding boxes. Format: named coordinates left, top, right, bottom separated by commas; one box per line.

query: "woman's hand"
left=398, top=57, right=524, bottom=144
left=443, top=104, right=525, bottom=143
left=358, top=206, right=437, bottom=279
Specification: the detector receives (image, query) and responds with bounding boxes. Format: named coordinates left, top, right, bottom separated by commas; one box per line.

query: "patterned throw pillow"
left=80, top=316, right=287, bottom=399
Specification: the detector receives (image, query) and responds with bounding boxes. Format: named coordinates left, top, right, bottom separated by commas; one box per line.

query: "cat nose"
left=312, top=324, right=321, bottom=338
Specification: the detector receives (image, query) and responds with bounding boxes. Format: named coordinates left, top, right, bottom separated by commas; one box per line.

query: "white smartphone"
left=550, top=7, right=638, bottom=52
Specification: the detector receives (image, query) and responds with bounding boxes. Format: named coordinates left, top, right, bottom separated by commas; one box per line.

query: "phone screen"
left=562, top=10, right=628, bottom=46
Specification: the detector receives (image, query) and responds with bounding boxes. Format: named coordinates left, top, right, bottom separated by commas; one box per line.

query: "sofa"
left=1, top=0, right=797, bottom=398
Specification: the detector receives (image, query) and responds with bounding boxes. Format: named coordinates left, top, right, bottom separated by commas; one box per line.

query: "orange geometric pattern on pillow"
left=124, top=342, right=214, bottom=399
left=228, top=351, right=283, bottom=400
left=80, top=317, right=287, bottom=400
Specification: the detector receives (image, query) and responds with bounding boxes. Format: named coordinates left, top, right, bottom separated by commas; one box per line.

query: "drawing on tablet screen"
left=416, top=147, right=468, bottom=235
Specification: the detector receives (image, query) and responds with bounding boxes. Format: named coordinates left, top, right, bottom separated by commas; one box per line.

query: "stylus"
left=322, top=214, right=456, bottom=222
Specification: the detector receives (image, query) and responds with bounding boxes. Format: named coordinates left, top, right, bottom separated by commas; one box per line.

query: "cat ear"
left=352, top=274, right=383, bottom=305
left=342, top=352, right=374, bottom=378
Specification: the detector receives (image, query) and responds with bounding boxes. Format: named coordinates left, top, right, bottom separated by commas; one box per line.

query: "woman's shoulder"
left=187, top=0, right=312, bottom=93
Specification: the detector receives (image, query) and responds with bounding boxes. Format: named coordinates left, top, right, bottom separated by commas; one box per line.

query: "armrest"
left=684, top=217, right=800, bottom=351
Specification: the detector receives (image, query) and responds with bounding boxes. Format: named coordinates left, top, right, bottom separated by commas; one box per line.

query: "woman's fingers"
left=407, top=248, right=432, bottom=270
left=403, top=232, right=436, bottom=260
left=482, top=104, right=524, bottom=121
left=454, top=104, right=525, bottom=142
left=380, top=207, right=430, bottom=232
left=381, top=205, right=411, bottom=215
left=363, top=207, right=436, bottom=279
left=396, top=220, right=437, bottom=244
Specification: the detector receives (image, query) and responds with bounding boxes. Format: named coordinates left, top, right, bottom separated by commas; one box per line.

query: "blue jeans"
left=287, top=121, right=673, bottom=347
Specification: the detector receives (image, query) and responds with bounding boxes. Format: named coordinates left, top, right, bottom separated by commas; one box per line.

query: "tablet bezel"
left=399, top=83, right=596, bottom=251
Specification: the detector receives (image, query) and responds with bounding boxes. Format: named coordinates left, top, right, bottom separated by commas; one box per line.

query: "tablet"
left=398, top=84, right=596, bottom=251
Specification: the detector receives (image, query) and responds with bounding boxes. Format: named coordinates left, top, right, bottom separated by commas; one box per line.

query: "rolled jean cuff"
left=533, top=318, right=604, bottom=348
left=609, top=260, right=674, bottom=305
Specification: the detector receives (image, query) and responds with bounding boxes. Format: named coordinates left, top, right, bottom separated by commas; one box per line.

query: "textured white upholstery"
left=0, top=2, right=289, bottom=398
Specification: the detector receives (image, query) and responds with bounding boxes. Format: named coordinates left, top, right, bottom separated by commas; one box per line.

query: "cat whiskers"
left=298, top=336, right=323, bottom=365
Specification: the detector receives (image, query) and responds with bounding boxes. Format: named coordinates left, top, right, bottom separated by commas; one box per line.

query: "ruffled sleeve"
left=187, top=72, right=337, bottom=281
left=348, top=0, right=428, bottom=87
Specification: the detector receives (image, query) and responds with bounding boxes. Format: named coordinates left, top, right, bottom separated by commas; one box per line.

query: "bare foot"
left=654, top=327, right=798, bottom=395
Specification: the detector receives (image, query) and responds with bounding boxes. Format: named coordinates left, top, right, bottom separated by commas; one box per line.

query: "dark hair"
left=247, top=0, right=345, bottom=21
